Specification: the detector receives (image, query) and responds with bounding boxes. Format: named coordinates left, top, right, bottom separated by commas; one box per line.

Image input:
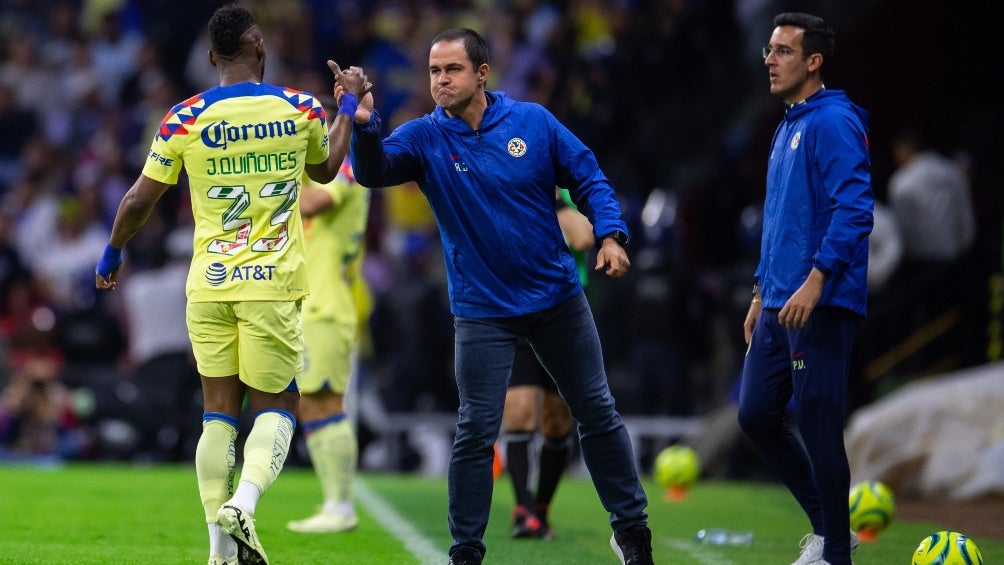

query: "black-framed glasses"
left=762, top=45, right=802, bottom=59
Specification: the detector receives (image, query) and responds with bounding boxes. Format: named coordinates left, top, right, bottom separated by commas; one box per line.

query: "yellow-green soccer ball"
left=912, top=531, right=984, bottom=565
left=848, top=480, right=895, bottom=533
left=653, top=445, right=701, bottom=489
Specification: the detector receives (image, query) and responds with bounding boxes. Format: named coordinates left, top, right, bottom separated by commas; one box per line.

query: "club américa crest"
left=507, top=137, right=527, bottom=157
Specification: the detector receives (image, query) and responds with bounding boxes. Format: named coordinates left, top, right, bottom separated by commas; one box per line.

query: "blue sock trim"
left=203, top=412, right=240, bottom=429
left=254, top=408, right=297, bottom=433
left=301, top=412, right=348, bottom=434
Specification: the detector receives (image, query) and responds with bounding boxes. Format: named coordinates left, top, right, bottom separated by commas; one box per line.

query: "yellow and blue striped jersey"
left=142, top=82, right=329, bottom=302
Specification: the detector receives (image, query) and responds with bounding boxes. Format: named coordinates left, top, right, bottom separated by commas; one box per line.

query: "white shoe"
left=207, top=554, right=237, bottom=565
left=217, top=503, right=268, bottom=565
left=792, top=533, right=825, bottom=565
left=791, top=531, right=860, bottom=565
left=287, top=510, right=359, bottom=533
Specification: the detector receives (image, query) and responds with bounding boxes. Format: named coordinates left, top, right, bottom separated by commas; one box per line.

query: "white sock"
left=322, top=499, right=355, bottom=518
left=208, top=522, right=237, bottom=557
left=231, top=481, right=261, bottom=514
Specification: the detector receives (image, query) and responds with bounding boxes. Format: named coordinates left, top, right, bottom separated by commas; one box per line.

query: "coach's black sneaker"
left=610, top=524, right=654, bottom=565
left=447, top=546, right=483, bottom=565
left=217, top=503, right=268, bottom=565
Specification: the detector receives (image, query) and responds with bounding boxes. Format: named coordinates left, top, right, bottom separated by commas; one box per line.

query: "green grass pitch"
left=0, top=463, right=999, bottom=564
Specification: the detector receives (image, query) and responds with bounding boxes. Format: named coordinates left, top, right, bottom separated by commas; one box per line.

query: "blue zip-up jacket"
left=756, top=89, right=873, bottom=317
left=351, top=91, right=628, bottom=318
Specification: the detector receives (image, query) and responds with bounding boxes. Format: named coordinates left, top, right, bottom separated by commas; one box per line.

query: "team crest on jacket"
left=507, top=137, right=527, bottom=157
left=790, top=131, right=801, bottom=150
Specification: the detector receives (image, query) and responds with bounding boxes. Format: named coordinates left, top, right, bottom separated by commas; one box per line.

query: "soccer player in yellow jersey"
left=287, top=155, right=370, bottom=534
left=94, top=5, right=370, bottom=565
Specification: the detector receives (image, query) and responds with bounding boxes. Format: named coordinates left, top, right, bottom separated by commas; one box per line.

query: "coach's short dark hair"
left=208, top=4, right=257, bottom=59
left=431, top=28, right=489, bottom=69
left=774, top=12, right=835, bottom=61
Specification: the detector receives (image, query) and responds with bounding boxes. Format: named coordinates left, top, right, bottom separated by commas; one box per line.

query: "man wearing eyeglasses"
left=738, top=12, right=873, bottom=565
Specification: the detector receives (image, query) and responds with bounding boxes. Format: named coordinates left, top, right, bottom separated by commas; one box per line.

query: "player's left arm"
left=306, top=63, right=373, bottom=184
left=305, top=108, right=353, bottom=184
left=96, top=174, right=171, bottom=289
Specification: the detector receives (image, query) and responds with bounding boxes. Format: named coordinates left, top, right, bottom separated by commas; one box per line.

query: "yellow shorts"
left=300, top=319, right=356, bottom=394
left=187, top=300, right=303, bottom=393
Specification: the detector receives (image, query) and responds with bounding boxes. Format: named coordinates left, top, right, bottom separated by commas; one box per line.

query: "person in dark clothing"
left=738, top=13, right=873, bottom=565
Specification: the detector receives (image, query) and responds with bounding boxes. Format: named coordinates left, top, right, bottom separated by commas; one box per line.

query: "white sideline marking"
left=354, top=479, right=450, bottom=565
left=664, top=537, right=737, bottom=565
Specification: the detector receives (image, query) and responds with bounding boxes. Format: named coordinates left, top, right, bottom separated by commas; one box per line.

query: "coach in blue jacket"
left=738, top=13, right=873, bottom=565
left=342, top=27, right=652, bottom=565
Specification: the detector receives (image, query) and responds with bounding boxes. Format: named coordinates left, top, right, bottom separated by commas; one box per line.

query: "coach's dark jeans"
left=448, top=293, right=648, bottom=558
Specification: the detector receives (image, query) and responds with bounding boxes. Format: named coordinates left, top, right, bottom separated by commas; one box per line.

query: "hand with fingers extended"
left=327, top=61, right=373, bottom=123
left=326, top=61, right=371, bottom=100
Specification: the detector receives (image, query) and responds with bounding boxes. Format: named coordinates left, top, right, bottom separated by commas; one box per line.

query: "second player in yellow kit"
left=288, top=158, right=371, bottom=533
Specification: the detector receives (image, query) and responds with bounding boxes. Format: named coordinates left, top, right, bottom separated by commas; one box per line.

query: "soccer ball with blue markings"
left=912, top=531, right=983, bottom=565
left=848, top=480, right=895, bottom=534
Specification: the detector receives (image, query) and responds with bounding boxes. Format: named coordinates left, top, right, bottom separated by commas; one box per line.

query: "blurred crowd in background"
left=0, top=0, right=1000, bottom=476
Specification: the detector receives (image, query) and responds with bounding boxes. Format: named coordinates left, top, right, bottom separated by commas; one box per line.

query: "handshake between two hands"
left=327, top=60, right=374, bottom=122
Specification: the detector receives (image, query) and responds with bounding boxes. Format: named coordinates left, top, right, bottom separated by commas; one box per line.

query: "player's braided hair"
left=208, top=4, right=257, bottom=60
